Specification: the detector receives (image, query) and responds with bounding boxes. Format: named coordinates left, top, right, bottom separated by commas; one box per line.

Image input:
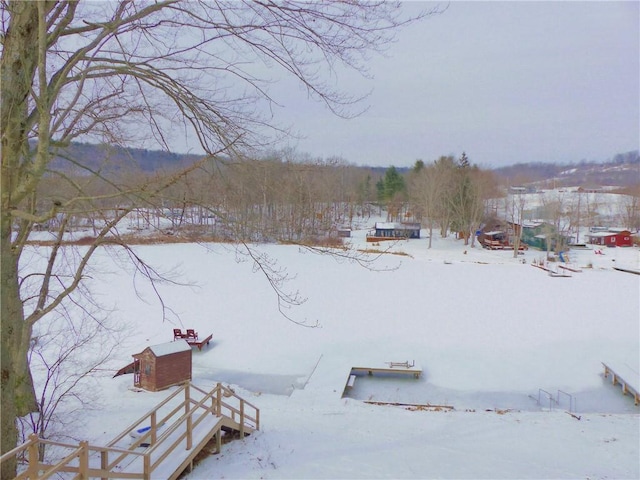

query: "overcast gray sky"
left=260, top=1, right=639, bottom=169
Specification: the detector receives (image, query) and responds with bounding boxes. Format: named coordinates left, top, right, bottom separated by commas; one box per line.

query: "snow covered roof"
left=522, top=221, right=544, bottom=228
left=374, top=222, right=420, bottom=229
left=375, top=222, right=402, bottom=229
left=137, top=340, right=191, bottom=357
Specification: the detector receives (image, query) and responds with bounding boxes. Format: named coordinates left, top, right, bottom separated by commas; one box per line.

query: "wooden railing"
left=1, top=382, right=259, bottom=479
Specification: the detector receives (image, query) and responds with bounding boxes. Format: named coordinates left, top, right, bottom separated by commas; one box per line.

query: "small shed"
left=586, top=230, right=633, bottom=247
left=132, top=340, right=192, bottom=392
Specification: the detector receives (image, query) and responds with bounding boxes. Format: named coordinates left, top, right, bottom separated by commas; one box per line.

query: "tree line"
left=32, top=149, right=500, bottom=247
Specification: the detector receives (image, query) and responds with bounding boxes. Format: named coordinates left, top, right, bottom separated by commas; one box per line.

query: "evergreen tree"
left=381, top=166, right=406, bottom=201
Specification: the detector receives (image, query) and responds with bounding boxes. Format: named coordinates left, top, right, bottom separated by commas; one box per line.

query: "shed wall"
left=155, top=351, right=192, bottom=390
left=133, top=349, right=192, bottom=392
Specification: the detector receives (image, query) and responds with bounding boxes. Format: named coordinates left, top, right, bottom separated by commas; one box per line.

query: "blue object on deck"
left=130, top=423, right=164, bottom=439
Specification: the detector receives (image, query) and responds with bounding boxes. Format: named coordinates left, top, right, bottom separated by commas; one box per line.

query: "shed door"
left=133, top=358, right=141, bottom=386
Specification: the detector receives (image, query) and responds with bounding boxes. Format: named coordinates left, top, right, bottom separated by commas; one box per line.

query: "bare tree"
left=540, top=191, right=570, bottom=255
left=409, top=158, right=450, bottom=248
left=19, top=309, right=125, bottom=463
left=433, top=155, right=457, bottom=238
left=507, top=191, right=528, bottom=256
left=0, top=2, right=436, bottom=472
left=617, top=187, right=640, bottom=231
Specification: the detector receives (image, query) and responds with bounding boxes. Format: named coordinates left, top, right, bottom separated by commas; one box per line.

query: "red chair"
left=173, top=329, right=185, bottom=340
left=186, top=329, right=198, bottom=339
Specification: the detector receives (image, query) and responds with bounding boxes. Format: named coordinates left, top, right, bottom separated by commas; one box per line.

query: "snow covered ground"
left=26, top=219, right=640, bottom=479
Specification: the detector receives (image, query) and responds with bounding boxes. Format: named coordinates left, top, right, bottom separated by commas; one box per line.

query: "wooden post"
left=239, top=401, right=245, bottom=437
left=143, top=453, right=151, bottom=479
left=215, top=430, right=221, bottom=454
left=255, top=409, right=260, bottom=431
left=185, top=383, right=193, bottom=450
left=185, top=383, right=190, bottom=416
left=151, top=411, right=157, bottom=445
left=101, top=450, right=108, bottom=480
left=26, top=434, right=40, bottom=478
left=79, top=441, right=89, bottom=479
left=216, top=383, right=222, bottom=417
left=186, top=410, right=193, bottom=450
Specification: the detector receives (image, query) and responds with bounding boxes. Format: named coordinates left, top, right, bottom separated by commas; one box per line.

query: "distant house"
left=367, top=222, right=420, bottom=242
left=586, top=230, right=633, bottom=247
left=477, top=219, right=527, bottom=250
left=132, top=340, right=192, bottom=392
left=521, top=222, right=571, bottom=251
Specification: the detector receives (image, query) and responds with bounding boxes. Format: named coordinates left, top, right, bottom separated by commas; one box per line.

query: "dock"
left=186, top=333, right=213, bottom=351
left=602, top=362, right=640, bottom=405
left=613, top=266, right=640, bottom=275
left=351, top=361, right=422, bottom=379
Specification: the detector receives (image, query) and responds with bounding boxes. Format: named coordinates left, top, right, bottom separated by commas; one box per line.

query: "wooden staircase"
left=1, top=382, right=259, bottom=479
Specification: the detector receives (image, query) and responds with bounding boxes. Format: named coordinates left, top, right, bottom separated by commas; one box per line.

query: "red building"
left=132, top=340, right=192, bottom=392
left=586, top=230, right=633, bottom=247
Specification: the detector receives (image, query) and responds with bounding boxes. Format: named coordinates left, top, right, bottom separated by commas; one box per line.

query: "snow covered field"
left=26, top=222, right=637, bottom=479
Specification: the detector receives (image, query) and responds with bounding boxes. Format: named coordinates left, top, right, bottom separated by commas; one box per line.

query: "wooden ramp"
left=602, top=362, right=640, bottom=405
left=1, top=382, right=259, bottom=479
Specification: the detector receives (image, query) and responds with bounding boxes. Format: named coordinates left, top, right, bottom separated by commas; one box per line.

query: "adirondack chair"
left=186, top=329, right=198, bottom=339
left=173, top=329, right=185, bottom=340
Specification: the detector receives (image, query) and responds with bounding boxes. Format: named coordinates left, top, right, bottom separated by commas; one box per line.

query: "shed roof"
left=135, top=340, right=191, bottom=358
left=375, top=222, right=420, bottom=229
left=375, top=222, right=401, bottom=229
left=587, top=232, right=617, bottom=238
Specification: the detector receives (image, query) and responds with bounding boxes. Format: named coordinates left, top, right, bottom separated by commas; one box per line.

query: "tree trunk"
left=1, top=223, right=38, bottom=477
left=1, top=3, right=42, bottom=475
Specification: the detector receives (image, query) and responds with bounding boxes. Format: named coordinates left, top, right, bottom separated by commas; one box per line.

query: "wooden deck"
left=602, top=362, right=640, bottom=405
left=173, top=329, right=213, bottom=351
left=1, top=382, right=259, bottom=479
left=186, top=333, right=213, bottom=351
